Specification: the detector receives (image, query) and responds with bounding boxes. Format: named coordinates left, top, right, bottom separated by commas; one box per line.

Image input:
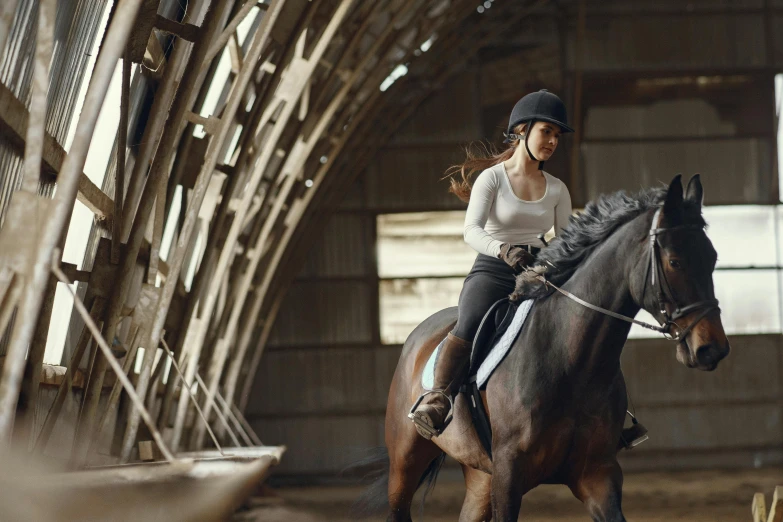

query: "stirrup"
left=407, top=390, right=455, bottom=438
left=621, top=412, right=649, bottom=449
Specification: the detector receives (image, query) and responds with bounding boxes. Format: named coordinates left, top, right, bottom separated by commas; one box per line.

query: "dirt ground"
left=235, top=467, right=783, bottom=521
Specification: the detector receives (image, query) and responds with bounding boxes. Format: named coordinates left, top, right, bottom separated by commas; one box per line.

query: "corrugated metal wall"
left=246, top=5, right=783, bottom=479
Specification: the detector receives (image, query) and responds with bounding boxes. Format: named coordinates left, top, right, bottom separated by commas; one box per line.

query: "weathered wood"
left=60, top=262, right=91, bottom=283
left=138, top=440, right=155, bottom=461
left=0, top=456, right=277, bottom=521
left=117, top=0, right=244, bottom=462
left=755, top=493, right=768, bottom=522
left=147, top=182, right=166, bottom=285
left=223, top=0, right=421, bottom=423
left=0, top=83, right=114, bottom=219
left=142, top=31, right=166, bottom=77
left=206, top=0, right=259, bottom=62
left=52, top=260, right=175, bottom=462
left=33, top=298, right=105, bottom=454
left=126, top=0, right=163, bottom=64
left=158, top=339, right=224, bottom=454
left=112, top=54, right=131, bottom=264
left=184, top=0, right=355, bottom=451
left=84, top=327, right=141, bottom=459
left=770, top=486, right=783, bottom=522
left=227, top=32, right=243, bottom=73
left=154, top=14, right=200, bottom=42
left=21, top=0, right=56, bottom=194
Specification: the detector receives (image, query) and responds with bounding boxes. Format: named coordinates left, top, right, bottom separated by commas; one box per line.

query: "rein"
left=532, top=207, right=720, bottom=343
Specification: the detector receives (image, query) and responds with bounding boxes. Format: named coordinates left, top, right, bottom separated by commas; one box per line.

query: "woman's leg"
left=411, top=255, right=515, bottom=439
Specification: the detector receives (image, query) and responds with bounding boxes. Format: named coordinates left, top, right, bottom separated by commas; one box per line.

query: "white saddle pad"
left=422, top=299, right=534, bottom=390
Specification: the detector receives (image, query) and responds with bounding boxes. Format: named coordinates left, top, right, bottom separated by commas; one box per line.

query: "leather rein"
left=533, top=207, right=720, bottom=343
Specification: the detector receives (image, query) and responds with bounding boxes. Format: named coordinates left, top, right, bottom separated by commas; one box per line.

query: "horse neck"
left=550, top=217, right=646, bottom=382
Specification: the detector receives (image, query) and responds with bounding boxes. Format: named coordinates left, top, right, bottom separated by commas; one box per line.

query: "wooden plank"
left=755, top=493, right=768, bottom=522
left=770, top=486, right=783, bottom=522
left=0, top=83, right=114, bottom=218
left=21, top=0, right=56, bottom=194
left=127, top=0, right=162, bottom=64
left=138, top=440, right=155, bottom=461
left=142, top=31, right=166, bottom=77
left=228, top=32, right=243, bottom=73
left=154, top=14, right=200, bottom=42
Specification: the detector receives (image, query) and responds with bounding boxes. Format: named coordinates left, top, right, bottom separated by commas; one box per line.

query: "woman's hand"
left=498, top=243, right=535, bottom=272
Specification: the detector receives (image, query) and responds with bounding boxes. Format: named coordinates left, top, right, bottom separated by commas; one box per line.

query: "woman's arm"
left=464, top=169, right=504, bottom=257
left=554, top=181, right=572, bottom=236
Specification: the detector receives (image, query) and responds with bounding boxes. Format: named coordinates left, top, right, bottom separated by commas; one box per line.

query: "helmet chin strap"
left=523, top=118, right=545, bottom=171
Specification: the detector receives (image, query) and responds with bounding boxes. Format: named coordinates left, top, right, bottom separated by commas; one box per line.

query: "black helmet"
left=506, top=89, right=574, bottom=136
left=504, top=89, right=573, bottom=169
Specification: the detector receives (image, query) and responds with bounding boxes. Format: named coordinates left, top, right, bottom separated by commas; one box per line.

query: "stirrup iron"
left=408, top=390, right=455, bottom=438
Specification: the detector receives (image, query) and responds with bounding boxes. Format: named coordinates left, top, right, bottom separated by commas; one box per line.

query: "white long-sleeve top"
left=463, top=163, right=572, bottom=258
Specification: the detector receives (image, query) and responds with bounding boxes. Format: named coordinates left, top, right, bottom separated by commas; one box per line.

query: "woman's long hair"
left=444, top=123, right=526, bottom=203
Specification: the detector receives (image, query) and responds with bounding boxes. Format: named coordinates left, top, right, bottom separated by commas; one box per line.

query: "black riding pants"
left=451, top=254, right=518, bottom=341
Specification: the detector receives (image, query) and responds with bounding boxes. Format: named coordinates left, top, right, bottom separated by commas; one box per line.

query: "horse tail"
left=417, top=451, right=447, bottom=517
left=348, top=447, right=446, bottom=518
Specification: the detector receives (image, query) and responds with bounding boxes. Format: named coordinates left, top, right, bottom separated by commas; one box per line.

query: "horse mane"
left=511, top=185, right=705, bottom=301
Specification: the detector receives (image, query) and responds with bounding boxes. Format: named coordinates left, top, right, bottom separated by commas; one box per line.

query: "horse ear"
left=685, top=174, right=703, bottom=209
left=662, top=174, right=684, bottom=224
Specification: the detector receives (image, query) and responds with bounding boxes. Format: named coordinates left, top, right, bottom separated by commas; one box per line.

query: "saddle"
left=461, top=298, right=519, bottom=459
left=468, top=298, right=519, bottom=378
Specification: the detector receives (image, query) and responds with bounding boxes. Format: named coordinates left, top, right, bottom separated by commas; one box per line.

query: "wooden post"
left=52, top=258, right=175, bottom=463
left=754, top=493, right=768, bottom=522
left=770, top=486, right=783, bottom=522
left=158, top=338, right=225, bottom=453
left=21, top=0, right=55, bottom=194
left=111, top=53, right=131, bottom=264
left=33, top=298, right=104, bottom=453
left=569, top=0, right=586, bottom=207
left=0, top=0, right=146, bottom=442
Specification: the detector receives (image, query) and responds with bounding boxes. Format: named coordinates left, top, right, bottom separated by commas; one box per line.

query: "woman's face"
left=522, top=121, right=561, bottom=161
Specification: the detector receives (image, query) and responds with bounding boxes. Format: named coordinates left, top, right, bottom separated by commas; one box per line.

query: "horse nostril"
left=696, top=342, right=729, bottom=367
left=695, top=344, right=717, bottom=366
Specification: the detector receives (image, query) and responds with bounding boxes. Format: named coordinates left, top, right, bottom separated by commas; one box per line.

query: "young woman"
left=410, top=89, right=574, bottom=440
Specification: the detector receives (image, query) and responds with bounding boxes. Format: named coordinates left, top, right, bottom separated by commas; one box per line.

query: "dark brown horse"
left=364, top=175, right=730, bottom=521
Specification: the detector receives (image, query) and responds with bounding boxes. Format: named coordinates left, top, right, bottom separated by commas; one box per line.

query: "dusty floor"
left=236, top=467, right=782, bottom=521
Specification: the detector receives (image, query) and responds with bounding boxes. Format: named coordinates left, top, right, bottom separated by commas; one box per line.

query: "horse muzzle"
left=694, top=341, right=731, bottom=371
left=676, top=339, right=730, bottom=371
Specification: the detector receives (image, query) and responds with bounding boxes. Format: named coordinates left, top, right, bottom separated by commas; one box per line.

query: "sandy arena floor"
left=236, top=467, right=782, bottom=521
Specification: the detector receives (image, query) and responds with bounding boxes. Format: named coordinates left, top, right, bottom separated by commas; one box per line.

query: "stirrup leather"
left=407, top=390, right=455, bottom=438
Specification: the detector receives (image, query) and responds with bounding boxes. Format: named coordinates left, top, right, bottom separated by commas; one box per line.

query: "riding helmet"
left=504, top=89, right=574, bottom=169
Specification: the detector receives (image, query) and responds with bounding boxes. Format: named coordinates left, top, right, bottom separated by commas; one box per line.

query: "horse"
left=364, top=175, right=730, bottom=521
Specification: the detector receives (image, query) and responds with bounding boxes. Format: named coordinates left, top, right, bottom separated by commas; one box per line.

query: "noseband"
left=534, top=207, right=720, bottom=343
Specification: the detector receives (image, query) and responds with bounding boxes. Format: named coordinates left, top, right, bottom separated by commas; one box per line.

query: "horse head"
left=637, top=174, right=730, bottom=371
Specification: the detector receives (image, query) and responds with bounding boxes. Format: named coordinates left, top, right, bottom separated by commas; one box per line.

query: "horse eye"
left=669, top=259, right=682, bottom=269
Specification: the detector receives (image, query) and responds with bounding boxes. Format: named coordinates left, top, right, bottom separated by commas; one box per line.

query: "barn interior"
left=0, top=0, right=781, bottom=520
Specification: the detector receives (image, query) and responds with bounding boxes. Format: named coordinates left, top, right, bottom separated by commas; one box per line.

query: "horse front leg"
left=569, top=461, right=626, bottom=522
left=490, top=449, right=530, bottom=521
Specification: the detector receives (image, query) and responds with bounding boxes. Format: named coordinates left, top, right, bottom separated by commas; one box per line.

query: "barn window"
left=377, top=212, right=473, bottom=345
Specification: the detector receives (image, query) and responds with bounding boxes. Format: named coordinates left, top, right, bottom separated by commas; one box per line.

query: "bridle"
left=533, top=207, right=720, bottom=344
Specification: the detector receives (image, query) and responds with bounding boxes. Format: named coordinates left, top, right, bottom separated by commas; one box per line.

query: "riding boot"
left=409, top=332, right=472, bottom=440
